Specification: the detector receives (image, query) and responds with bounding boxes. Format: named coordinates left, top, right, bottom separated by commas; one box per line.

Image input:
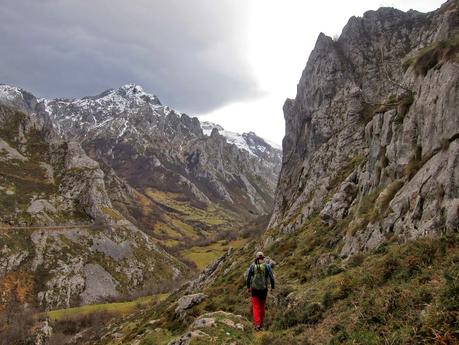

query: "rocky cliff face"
left=270, top=0, right=459, bottom=255
left=0, top=85, right=111, bottom=224
left=0, top=86, right=189, bottom=310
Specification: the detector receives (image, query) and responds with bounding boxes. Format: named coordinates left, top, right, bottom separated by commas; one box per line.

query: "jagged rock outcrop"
left=174, top=293, right=207, bottom=319
left=167, top=311, right=249, bottom=345
left=269, top=0, right=459, bottom=255
left=0, top=87, right=111, bottom=223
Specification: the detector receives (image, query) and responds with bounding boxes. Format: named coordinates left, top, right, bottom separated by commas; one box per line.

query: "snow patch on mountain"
left=201, top=121, right=281, bottom=156
left=49, top=84, right=161, bottom=117
left=202, top=122, right=256, bottom=155
left=0, top=84, right=22, bottom=102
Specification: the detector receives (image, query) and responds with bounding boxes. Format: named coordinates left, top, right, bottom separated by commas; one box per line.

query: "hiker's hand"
left=247, top=288, right=251, bottom=293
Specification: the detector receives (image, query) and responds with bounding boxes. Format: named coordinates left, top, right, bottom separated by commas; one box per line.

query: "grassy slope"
left=142, top=189, right=251, bottom=269
left=145, top=189, right=239, bottom=238
left=88, top=211, right=458, bottom=345
left=182, top=239, right=247, bottom=270
left=47, top=294, right=169, bottom=321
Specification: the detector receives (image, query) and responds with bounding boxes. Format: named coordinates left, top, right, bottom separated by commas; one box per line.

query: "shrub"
left=385, top=254, right=402, bottom=278
left=359, top=188, right=383, bottom=221
left=413, top=34, right=459, bottom=76
left=300, top=302, right=323, bottom=324
left=0, top=296, right=35, bottom=345
left=374, top=180, right=404, bottom=219
left=322, top=263, right=344, bottom=277
left=272, top=301, right=323, bottom=330
left=34, top=264, right=51, bottom=293
left=46, top=332, right=71, bottom=345
left=139, top=338, right=158, bottom=345
left=397, top=92, right=415, bottom=118
left=404, top=144, right=423, bottom=179
left=347, top=253, right=365, bottom=267
left=329, top=324, right=349, bottom=344
left=321, top=277, right=353, bottom=309
left=359, top=293, right=386, bottom=325
left=52, top=311, right=114, bottom=335
left=321, top=290, right=334, bottom=309
left=440, top=263, right=459, bottom=311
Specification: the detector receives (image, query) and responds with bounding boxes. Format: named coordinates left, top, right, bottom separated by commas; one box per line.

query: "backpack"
left=251, top=263, right=268, bottom=290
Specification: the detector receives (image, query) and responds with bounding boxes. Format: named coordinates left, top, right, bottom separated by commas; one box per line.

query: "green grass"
left=47, top=294, right=169, bottom=321
left=181, top=218, right=459, bottom=344
left=145, top=189, right=236, bottom=229
left=79, top=224, right=459, bottom=345
left=182, top=239, right=247, bottom=270
left=101, top=207, right=124, bottom=221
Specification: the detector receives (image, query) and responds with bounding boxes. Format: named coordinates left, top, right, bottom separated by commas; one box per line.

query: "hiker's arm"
left=267, top=265, right=275, bottom=289
left=246, top=265, right=253, bottom=289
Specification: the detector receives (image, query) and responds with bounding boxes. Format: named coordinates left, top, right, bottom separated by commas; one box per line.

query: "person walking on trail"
left=246, top=251, right=275, bottom=331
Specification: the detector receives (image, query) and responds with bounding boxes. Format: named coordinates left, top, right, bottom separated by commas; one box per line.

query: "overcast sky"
left=0, top=0, right=446, bottom=144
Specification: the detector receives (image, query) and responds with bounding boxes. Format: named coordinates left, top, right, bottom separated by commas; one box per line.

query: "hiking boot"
left=254, top=325, right=261, bottom=331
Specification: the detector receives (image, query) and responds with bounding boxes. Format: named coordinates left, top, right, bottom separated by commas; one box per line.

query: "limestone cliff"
left=269, top=0, right=459, bottom=255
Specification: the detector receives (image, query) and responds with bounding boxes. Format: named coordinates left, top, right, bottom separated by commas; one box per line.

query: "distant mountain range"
left=0, top=83, right=281, bottom=309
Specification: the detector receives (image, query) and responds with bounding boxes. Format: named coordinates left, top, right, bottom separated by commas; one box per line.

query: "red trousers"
left=251, top=296, right=266, bottom=326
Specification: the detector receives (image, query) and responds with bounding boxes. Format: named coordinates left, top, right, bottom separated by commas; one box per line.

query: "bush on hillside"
left=272, top=301, right=324, bottom=330
left=51, top=310, right=114, bottom=335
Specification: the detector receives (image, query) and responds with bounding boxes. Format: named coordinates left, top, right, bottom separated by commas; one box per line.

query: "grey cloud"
left=0, top=0, right=260, bottom=113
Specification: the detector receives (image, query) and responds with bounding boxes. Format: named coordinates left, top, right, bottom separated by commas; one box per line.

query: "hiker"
left=246, top=251, right=275, bottom=330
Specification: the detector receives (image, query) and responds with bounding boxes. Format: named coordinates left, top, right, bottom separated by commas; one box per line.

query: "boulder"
left=174, top=293, right=207, bottom=319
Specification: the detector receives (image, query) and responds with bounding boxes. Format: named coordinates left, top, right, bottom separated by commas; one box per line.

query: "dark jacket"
left=246, top=262, right=275, bottom=296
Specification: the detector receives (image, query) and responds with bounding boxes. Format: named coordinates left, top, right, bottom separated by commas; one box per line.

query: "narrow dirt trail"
left=0, top=221, right=131, bottom=233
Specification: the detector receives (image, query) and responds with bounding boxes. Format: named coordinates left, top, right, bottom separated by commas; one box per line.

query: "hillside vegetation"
left=78, top=215, right=457, bottom=345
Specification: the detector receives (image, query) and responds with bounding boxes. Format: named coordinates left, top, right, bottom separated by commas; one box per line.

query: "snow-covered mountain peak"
left=201, top=121, right=281, bottom=156
left=114, top=83, right=161, bottom=105
left=201, top=121, right=224, bottom=135
left=0, top=84, right=22, bottom=97
left=0, top=84, right=38, bottom=112
left=80, top=84, right=162, bottom=110
left=0, top=84, right=32, bottom=104
left=40, top=84, right=165, bottom=131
